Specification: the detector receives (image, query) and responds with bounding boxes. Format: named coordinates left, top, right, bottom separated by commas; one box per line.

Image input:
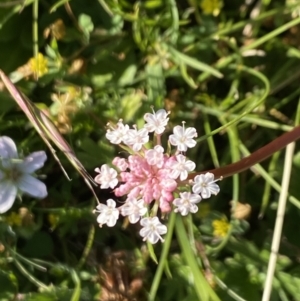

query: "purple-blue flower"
left=0, top=136, right=47, bottom=213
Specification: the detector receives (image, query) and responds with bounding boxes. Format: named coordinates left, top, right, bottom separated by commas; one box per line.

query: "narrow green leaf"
left=175, top=216, right=221, bottom=301
left=168, top=46, right=223, bottom=78
left=179, top=62, right=198, bottom=89
left=50, top=0, right=71, bottom=12
left=70, top=269, right=81, bottom=301
left=147, top=241, right=158, bottom=264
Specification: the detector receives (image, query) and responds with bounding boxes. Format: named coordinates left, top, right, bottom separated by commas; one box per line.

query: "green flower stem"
left=97, top=0, right=113, bottom=16
left=148, top=211, right=176, bottom=301
left=196, top=65, right=270, bottom=143
left=203, top=113, right=219, bottom=168
left=76, top=224, right=95, bottom=270
left=213, top=6, right=295, bottom=38
left=220, top=77, right=240, bottom=109
left=225, top=123, right=240, bottom=216
left=241, top=17, right=300, bottom=52
left=209, top=120, right=239, bottom=255
left=259, top=151, right=281, bottom=218
left=193, top=103, right=293, bottom=132
left=186, top=0, right=202, bottom=24
left=187, top=213, right=197, bottom=254
left=49, top=0, right=71, bottom=12
left=32, top=0, right=38, bottom=58
left=9, top=247, right=47, bottom=272
left=187, top=124, right=300, bottom=181
left=0, top=0, right=35, bottom=30
left=175, top=216, right=220, bottom=301
left=70, top=269, right=81, bottom=301
left=215, top=277, right=247, bottom=301
left=14, top=259, right=50, bottom=290
left=239, top=143, right=300, bottom=209
left=167, top=0, right=179, bottom=44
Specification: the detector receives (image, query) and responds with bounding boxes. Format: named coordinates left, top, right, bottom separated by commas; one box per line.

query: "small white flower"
left=0, top=136, right=47, bottom=214
left=170, top=154, right=196, bottom=181
left=106, top=120, right=130, bottom=144
left=94, top=164, right=118, bottom=189
left=192, top=172, right=220, bottom=199
left=139, top=216, right=167, bottom=244
left=94, top=199, right=119, bottom=227
left=123, top=128, right=149, bottom=151
left=173, top=192, right=201, bottom=216
left=145, top=145, right=164, bottom=168
left=169, top=125, right=197, bottom=152
left=120, top=197, right=147, bottom=223
left=144, top=109, right=169, bottom=134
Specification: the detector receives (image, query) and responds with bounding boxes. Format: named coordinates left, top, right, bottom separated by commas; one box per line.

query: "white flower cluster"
left=94, top=109, right=221, bottom=244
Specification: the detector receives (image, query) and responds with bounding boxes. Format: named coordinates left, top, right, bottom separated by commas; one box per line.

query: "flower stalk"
left=188, top=125, right=300, bottom=179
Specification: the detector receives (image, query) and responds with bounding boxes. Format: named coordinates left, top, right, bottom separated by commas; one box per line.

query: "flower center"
left=5, top=166, right=21, bottom=182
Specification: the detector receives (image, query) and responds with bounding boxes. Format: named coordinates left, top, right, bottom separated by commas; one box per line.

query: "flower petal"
left=0, top=181, right=17, bottom=213
left=17, top=174, right=47, bottom=198
left=18, top=151, right=47, bottom=173
left=173, top=125, right=184, bottom=137
left=0, top=136, right=18, bottom=159
left=185, top=127, right=197, bottom=138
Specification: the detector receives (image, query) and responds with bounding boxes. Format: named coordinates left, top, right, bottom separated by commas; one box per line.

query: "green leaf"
left=120, top=91, right=143, bottom=122
left=176, top=216, right=221, bottom=301
left=70, top=269, right=81, bottom=301
left=277, top=271, right=300, bottom=297
left=78, top=14, right=94, bottom=42
left=227, top=238, right=268, bottom=265
left=50, top=0, right=71, bottom=12
left=118, top=64, right=137, bottom=86
left=168, top=46, right=223, bottom=78
left=146, top=63, right=165, bottom=106
left=147, top=241, right=158, bottom=264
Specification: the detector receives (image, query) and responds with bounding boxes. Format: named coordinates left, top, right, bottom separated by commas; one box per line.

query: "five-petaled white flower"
left=173, top=192, right=201, bottom=216
left=145, top=145, right=164, bottom=168
left=169, top=125, right=197, bottom=152
left=123, top=128, right=149, bottom=151
left=120, top=197, right=147, bottom=223
left=94, top=199, right=119, bottom=227
left=94, top=164, right=118, bottom=189
left=144, top=109, right=169, bottom=134
left=0, top=136, right=47, bottom=214
left=170, top=154, right=196, bottom=181
left=139, top=216, right=167, bottom=244
left=192, top=172, right=220, bottom=199
left=106, top=120, right=130, bottom=144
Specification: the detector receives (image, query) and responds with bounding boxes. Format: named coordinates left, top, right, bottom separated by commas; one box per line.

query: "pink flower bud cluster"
left=114, top=153, right=177, bottom=212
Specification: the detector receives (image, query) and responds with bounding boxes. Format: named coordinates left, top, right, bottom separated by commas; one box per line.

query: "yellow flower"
left=200, top=0, right=222, bottom=16
left=5, top=212, right=22, bottom=226
left=212, top=217, right=230, bottom=237
left=28, top=53, right=48, bottom=77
